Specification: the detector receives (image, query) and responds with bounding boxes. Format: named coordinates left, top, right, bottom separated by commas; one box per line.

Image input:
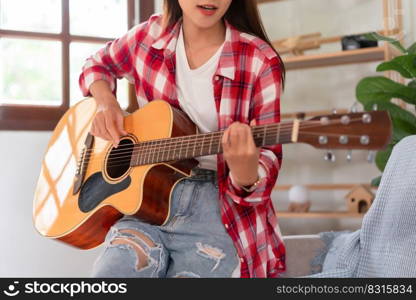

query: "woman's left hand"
left=222, top=119, right=260, bottom=187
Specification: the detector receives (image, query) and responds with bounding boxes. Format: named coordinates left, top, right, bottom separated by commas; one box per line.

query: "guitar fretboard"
left=130, top=122, right=296, bottom=167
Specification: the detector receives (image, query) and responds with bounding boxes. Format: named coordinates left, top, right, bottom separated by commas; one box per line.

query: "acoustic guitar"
left=33, top=98, right=392, bottom=249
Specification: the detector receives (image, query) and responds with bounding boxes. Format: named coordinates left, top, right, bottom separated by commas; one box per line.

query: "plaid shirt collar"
left=151, top=17, right=236, bottom=81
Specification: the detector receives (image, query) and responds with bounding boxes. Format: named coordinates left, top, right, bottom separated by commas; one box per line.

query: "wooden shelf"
left=274, top=184, right=377, bottom=191
left=277, top=211, right=364, bottom=218
left=283, top=47, right=386, bottom=70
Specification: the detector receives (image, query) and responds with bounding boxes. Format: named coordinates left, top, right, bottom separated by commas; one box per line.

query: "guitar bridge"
left=73, top=133, right=94, bottom=195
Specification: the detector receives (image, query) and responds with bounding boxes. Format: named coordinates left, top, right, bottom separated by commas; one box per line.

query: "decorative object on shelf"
left=288, top=185, right=311, bottom=213
left=356, top=32, right=416, bottom=187
left=273, top=32, right=322, bottom=56
left=345, top=185, right=375, bottom=214
left=341, top=33, right=378, bottom=51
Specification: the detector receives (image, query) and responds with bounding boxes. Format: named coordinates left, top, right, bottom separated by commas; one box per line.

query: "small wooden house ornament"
left=345, top=185, right=375, bottom=214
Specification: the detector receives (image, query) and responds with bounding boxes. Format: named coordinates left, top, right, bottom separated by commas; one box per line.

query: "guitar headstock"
left=297, top=111, right=392, bottom=150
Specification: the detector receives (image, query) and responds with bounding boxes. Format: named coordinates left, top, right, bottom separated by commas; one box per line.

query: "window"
left=0, top=0, right=155, bottom=130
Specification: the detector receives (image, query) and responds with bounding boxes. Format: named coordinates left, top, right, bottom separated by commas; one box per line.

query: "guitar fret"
left=262, top=125, right=266, bottom=146
left=209, top=134, right=214, bottom=156
left=155, top=140, right=160, bottom=163
left=277, top=123, right=281, bottom=144
left=148, top=143, right=153, bottom=164
left=161, top=140, right=166, bottom=162
left=135, top=146, right=139, bottom=166
left=144, top=143, right=149, bottom=165
left=179, top=137, right=184, bottom=160
left=139, top=145, right=144, bottom=166
left=167, top=140, right=172, bottom=161
left=150, top=142, right=155, bottom=164
left=218, top=132, right=222, bottom=153
left=193, top=135, right=198, bottom=157
left=200, top=136, right=205, bottom=156
left=185, top=137, right=189, bottom=159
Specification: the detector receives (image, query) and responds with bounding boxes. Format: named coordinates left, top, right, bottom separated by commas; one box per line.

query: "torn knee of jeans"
left=196, top=242, right=226, bottom=271
left=117, top=228, right=156, bottom=248
left=173, top=271, right=200, bottom=278
left=110, top=237, right=151, bottom=271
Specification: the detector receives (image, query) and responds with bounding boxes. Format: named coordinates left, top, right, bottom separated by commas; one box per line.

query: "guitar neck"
left=130, top=121, right=298, bottom=167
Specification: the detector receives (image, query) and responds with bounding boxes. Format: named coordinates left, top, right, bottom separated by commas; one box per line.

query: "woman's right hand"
left=89, top=80, right=128, bottom=148
left=90, top=96, right=128, bottom=148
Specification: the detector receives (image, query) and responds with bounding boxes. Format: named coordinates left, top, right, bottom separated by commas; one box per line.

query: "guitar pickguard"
left=78, top=172, right=131, bottom=213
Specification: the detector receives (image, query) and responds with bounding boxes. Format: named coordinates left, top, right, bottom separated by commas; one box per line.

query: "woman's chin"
left=184, top=13, right=222, bottom=29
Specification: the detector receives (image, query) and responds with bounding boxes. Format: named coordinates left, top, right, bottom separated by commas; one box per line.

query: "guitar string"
left=79, top=121, right=367, bottom=170
left=81, top=117, right=364, bottom=163
left=97, top=130, right=368, bottom=170
left=81, top=118, right=361, bottom=159
left=80, top=119, right=324, bottom=154
left=91, top=133, right=295, bottom=170
left=92, top=130, right=368, bottom=170
left=81, top=122, right=306, bottom=158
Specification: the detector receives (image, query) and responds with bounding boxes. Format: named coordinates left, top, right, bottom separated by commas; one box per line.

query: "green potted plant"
left=356, top=33, right=416, bottom=186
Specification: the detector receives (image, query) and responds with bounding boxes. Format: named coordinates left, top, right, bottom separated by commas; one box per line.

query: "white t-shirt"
left=175, top=26, right=266, bottom=185
left=175, top=26, right=223, bottom=170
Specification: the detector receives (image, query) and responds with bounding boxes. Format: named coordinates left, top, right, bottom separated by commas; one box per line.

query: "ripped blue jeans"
left=91, top=168, right=240, bottom=278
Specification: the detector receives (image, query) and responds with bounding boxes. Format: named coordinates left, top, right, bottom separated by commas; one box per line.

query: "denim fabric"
left=91, top=168, right=240, bottom=278
left=306, top=135, right=416, bottom=278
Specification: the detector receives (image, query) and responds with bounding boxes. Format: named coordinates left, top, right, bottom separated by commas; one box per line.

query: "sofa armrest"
left=281, top=235, right=327, bottom=277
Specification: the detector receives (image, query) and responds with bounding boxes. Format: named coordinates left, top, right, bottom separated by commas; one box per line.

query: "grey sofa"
left=281, top=235, right=326, bottom=277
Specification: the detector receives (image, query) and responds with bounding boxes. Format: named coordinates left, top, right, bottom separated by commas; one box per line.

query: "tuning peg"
left=349, top=102, right=360, bottom=113
left=324, top=150, right=336, bottom=163
left=372, top=103, right=378, bottom=111
left=346, top=150, right=353, bottom=162
left=332, top=109, right=337, bottom=115
left=367, top=151, right=376, bottom=163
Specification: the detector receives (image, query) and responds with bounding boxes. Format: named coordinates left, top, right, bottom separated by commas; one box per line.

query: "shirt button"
left=224, top=224, right=229, bottom=229
left=240, top=257, right=245, bottom=263
left=214, top=75, right=220, bottom=81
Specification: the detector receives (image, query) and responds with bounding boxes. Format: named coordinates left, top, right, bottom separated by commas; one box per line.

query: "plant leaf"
left=375, top=144, right=393, bottom=172
left=376, top=54, right=416, bottom=79
left=364, top=32, right=407, bottom=54
left=361, top=100, right=416, bottom=125
left=361, top=100, right=416, bottom=146
left=391, top=118, right=416, bottom=141
left=356, top=76, right=416, bottom=105
left=409, top=80, right=416, bottom=89
left=408, top=42, right=416, bottom=54
left=371, top=175, right=382, bottom=187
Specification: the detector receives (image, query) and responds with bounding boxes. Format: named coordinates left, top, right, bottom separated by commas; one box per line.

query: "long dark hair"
left=163, top=0, right=286, bottom=90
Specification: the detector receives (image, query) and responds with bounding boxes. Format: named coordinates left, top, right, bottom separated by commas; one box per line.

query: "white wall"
left=0, top=131, right=100, bottom=277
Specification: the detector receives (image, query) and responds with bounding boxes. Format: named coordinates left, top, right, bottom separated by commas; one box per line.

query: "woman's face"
left=178, top=0, right=232, bottom=29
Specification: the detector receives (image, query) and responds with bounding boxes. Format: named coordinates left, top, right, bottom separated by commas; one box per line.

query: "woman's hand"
left=90, top=96, right=127, bottom=148
left=89, top=81, right=128, bottom=148
left=221, top=120, right=260, bottom=187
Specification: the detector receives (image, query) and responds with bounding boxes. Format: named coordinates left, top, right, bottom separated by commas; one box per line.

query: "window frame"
left=0, top=0, right=155, bottom=130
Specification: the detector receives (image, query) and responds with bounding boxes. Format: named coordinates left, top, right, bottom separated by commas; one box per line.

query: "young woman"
left=79, top=0, right=286, bottom=278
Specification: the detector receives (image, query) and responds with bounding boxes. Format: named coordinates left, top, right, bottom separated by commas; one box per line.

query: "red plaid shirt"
left=79, top=13, right=286, bottom=278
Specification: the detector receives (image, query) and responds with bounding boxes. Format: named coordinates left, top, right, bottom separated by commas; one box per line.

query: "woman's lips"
left=197, top=5, right=218, bottom=16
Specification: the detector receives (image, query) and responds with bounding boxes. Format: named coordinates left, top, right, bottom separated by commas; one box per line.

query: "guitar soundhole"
left=106, top=138, right=134, bottom=180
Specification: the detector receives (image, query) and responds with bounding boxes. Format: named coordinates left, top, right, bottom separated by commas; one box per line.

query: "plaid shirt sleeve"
left=78, top=22, right=146, bottom=97
left=225, top=56, right=283, bottom=206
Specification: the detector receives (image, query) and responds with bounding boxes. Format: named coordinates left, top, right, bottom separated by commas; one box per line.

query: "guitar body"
left=33, top=97, right=392, bottom=251
left=33, top=98, right=198, bottom=249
